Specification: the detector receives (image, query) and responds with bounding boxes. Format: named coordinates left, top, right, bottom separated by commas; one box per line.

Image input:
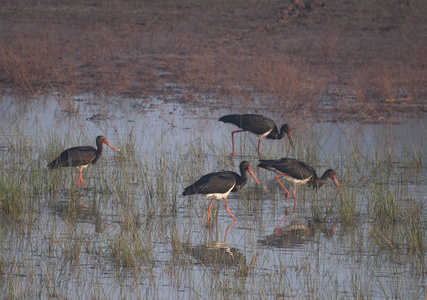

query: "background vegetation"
left=0, top=0, right=426, bottom=121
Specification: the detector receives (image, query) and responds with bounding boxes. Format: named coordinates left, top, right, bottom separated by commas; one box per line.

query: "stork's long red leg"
left=206, top=197, right=215, bottom=226
left=292, top=185, right=297, bottom=217
left=257, top=138, right=262, bottom=158
left=77, top=169, right=84, bottom=189
left=80, top=172, right=85, bottom=189
left=275, top=174, right=290, bottom=201
left=274, top=208, right=290, bottom=234
left=329, top=222, right=339, bottom=236
left=224, top=197, right=237, bottom=220
left=224, top=220, right=236, bottom=242
left=230, top=130, right=244, bottom=158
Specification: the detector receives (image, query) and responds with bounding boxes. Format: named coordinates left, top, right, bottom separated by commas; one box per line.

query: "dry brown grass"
left=0, top=0, right=426, bottom=121
left=0, top=34, right=61, bottom=93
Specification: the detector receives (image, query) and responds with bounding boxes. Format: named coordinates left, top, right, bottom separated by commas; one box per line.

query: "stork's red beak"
left=287, top=131, right=294, bottom=148
left=103, top=139, right=120, bottom=152
left=247, top=167, right=260, bottom=185
left=332, top=175, right=341, bottom=194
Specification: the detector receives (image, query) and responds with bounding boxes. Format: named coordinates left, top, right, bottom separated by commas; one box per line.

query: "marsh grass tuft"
left=61, top=234, right=84, bottom=264
left=310, top=192, right=335, bottom=223
left=404, top=200, right=426, bottom=256
left=335, top=192, right=358, bottom=226
left=0, top=166, right=25, bottom=221
left=370, top=223, right=404, bottom=251
left=401, top=144, right=424, bottom=171
left=370, top=183, right=400, bottom=225
left=109, top=230, right=152, bottom=268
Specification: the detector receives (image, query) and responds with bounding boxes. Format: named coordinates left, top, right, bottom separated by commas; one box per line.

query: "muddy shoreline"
left=1, top=0, right=426, bottom=122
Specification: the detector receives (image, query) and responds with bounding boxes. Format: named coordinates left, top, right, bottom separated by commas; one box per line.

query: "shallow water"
left=1, top=95, right=426, bottom=298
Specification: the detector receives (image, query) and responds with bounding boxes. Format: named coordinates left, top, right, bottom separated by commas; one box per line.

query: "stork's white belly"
left=206, top=184, right=235, bottom=199
left=258, top=128, right=273, bottom=138
left=285, top=176, right=311, bottom=186
left=76, top=164, right=90, bottom=171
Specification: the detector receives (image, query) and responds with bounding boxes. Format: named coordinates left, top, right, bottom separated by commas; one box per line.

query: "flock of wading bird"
left=48, top=114, right=342, bottom=226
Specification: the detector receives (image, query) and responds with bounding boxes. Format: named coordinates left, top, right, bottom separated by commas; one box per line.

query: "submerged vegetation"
left=0, top=117, right=425, bottom=298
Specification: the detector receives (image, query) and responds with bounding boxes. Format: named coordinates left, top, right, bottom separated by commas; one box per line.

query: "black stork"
left=219, top=114, right=294, bottom=158
left=182, top=161, right=260, bottom=225
left=48, top=136, right=120, bottom=189
left=258, top=158, right=341, bottom=214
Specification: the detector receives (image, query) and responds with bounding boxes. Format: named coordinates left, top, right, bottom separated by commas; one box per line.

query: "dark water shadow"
left=183, top=220, right=252, bottom=275
left=50, top=196, right=106, bottom=233
left=259, top=208, right=339, bottom=249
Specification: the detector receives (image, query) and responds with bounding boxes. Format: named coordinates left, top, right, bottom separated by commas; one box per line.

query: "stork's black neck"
left=95, top=141, right=104, bottom=154
left=234, top=161, right=252, bottom=191
left=311, top=176, right=325, bottom=189
left=92, top=137, right=105, bottom=164
left=268, top=124, right=290, bottom=140
left=310, top=170, right=333, bottom=189
left=267, top=126, right=282, bottom=139
left=238, top=165, right=249, bottom=183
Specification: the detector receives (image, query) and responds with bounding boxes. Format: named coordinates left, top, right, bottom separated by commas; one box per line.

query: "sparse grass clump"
left=401, top=144, right=424, bottom=171
left=336, top=191, right=358, bottom=226
left=108, top=230, right=152, bottom=269
left=404, top=201, right=426, bottom=256
left=370, top=183, right=401, bottom=225
left=0, top=165, right=25, bottom=221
